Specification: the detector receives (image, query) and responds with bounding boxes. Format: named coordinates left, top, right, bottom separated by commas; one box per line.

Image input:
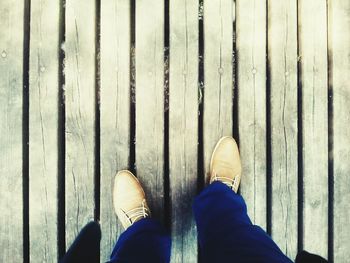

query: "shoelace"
left=210, top=170, right=240, bottom=192
left=120, top=199, right=150, bottom=229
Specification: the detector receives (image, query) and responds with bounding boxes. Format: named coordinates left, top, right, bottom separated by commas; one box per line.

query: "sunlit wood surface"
left=1, top=0, right=349, bottom=262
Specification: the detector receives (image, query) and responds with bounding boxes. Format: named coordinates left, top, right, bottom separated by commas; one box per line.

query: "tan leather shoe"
left=209, top=136, right=242, bottom=192
left=113, top=170, right=151, bottom=229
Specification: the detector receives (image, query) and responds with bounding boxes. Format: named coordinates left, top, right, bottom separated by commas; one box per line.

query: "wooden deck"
left=0, top=0, right=349, bottom=262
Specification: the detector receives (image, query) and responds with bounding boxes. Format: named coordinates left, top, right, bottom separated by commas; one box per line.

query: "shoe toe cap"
left=214, top=136, right=240, bottom=160
left=113, top=170, right=146, bottom=210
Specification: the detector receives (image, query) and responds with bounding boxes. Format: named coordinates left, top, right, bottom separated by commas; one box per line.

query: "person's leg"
left=59, top=221, right=101, bottom=263
left=109, top=170, right=171, bottom=263
left=108, top=218, right=171, bottom=263
left=194, top=136, right=293, bottom=263
left=193, top=181, right=293, bottom=263
left=295, top=251, right=328, bottom=263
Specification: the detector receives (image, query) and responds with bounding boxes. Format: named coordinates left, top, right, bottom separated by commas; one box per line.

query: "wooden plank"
left=0, top=1, right=24, bottom=261
left=268, top=0, right=298, bottom=258
left=169, top=0, right=198, bottom=261
left=100, top=0, right=130, bottom=261
left=28, top=0, right=60, bottom=261
left=203, top=0, right=234, bottom=181
left=135, top=0, right=164, bottom=220
left=65, top=0, right=96, bottom=247
left=236, top=0, right=267, bottom=229
left=331, top=0, right=350, bottom=261
left=299, top=0, right=328, bottom=258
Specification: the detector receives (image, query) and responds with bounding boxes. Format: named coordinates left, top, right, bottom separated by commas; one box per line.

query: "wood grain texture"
left=29, top=0, right=60, bottom=261
left=268, top=0, right=298, bottom=258
left=299, top=0, right=328, bottom=258
left=236, top=0, right=267, bottom=229
left=100, top=0, right=130, bottom=261
left=0, top=1, right=24, bottom=261
left=169, top=0, right=198, bottom=261
left=135, top=0, right=164, bottom=221
left=2, top=1, right=349, bottom=261
left=330, top=0, right=350, bottom=261
left=203, top=0, right=234, bottom=181
left=65, top=0, right=96, bottom=247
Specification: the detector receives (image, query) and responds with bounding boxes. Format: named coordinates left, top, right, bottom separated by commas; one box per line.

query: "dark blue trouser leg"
left=193, top=182, right=293, bottom=263
left=59, top=221, right=101, bottom=263
left=108, top=218, right=171, bottom=263
left=295, top=251, right=328, bottom=263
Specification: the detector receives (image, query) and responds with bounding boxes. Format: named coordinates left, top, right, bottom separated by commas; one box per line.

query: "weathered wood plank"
left=299, top=0, right=328, bottom=258
left=29, top=0, right=60, bottom=261
left=169, top=0, right=198, bottom=261
left=0, top=1, right=24, bottom=261
left=203, top=0, right=234, bottom=181
left=331, top=0, right=350, bottom=261
left=100, top=0, right=130, bottom=261
left=268, top=0, right=298, bottom=258
left=236, top=0, right=267, bottom=229
left=135, top=0, right=164, bottom=221
left=65, top=0, right=96, bottom=247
